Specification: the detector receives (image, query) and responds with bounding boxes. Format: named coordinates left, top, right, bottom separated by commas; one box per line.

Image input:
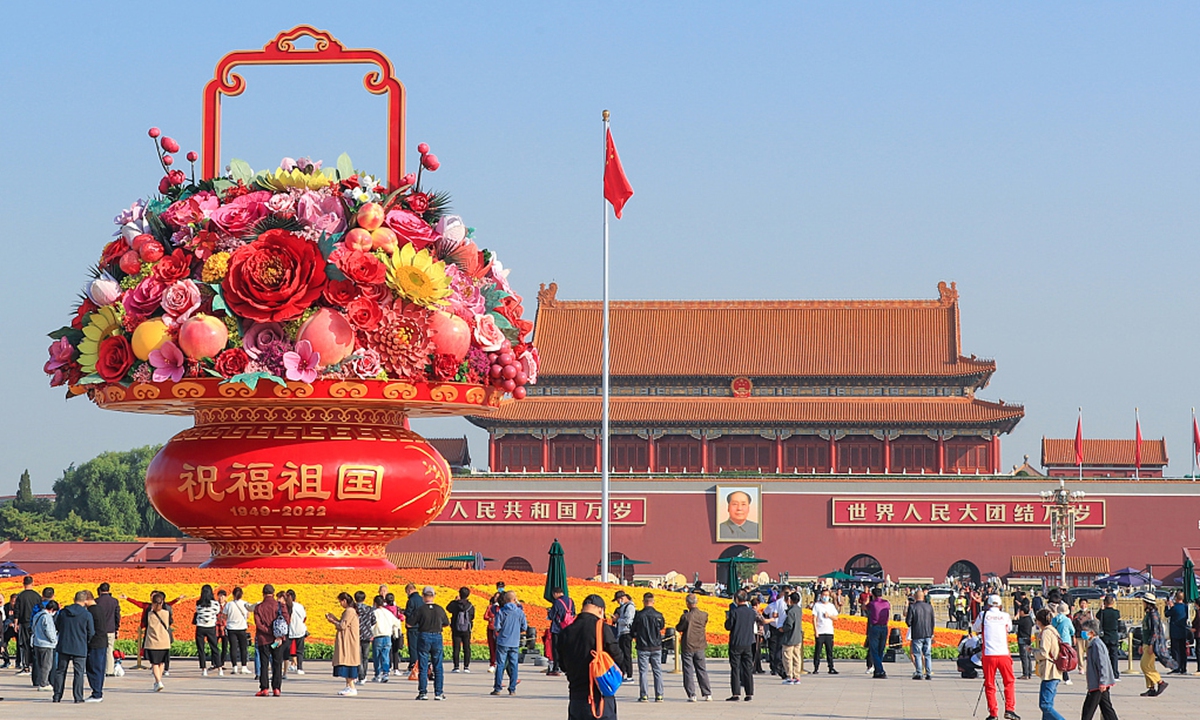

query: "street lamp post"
left=1041, top=484, right=1086, bottom=589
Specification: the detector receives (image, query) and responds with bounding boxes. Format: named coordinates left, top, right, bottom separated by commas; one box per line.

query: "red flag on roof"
left=1074, top=414, right=1083, bottom=466
left=604, top=128, right=633, bottom=219
left=1193, top=413, right=1200, bottom=458
left=1135, top=410, right=1143, bottom=469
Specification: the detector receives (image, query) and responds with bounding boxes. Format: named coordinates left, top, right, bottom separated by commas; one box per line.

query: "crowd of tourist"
left=1, top=572, right=1198, bottom=720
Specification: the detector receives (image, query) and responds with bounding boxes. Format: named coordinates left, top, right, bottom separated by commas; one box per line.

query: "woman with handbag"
left=326, top=592, right=362, bottom=696
left=143, top=592, right=172, bottom=692
left=1032, top=608, right=1065, bottom=720
left=222, top=587, right=252, bottom=675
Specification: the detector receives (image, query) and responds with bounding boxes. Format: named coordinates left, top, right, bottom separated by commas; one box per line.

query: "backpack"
left=588, top=619, right=623, bottom=718
left=1054, top=640, right=1078, bottom=673
left=558, top=597, right=576, bottom=629
left=272, top=605, right=289, bottom=639
left=454, top=603, right=472, bottom=632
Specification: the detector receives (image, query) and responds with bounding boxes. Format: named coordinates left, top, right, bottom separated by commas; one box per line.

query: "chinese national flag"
left=1193, top=415, right=1200, bottom=458
left=1135, top=415, right=1143, bottom=469
left=1074, top=415, right=1083, bottom=466
left=604, top=128, right=633, bottom=219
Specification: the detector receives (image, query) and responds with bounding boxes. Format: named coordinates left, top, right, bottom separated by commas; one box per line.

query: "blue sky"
left=3, top=2, right=1199, bottom=491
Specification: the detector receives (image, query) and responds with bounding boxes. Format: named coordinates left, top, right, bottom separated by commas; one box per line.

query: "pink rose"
left=122, top=277, right=166, bottom=317
left=350, top=348, right=382, bottom=379
left=192, top=191, right=220, bottom=218
left=241, top=321, right=289, bottom=359
left=519, top=347, right=539, bottom=385
left=160, top=197, right=205, bottom=228
left=474, top=314, right=505, bottom=352
left=296, top=191, right=346, bottom=235
left=266, top=193, right=296, bottom=217
left=160, top=279, right=202, bottom=327
left=383, top=209, right=439, bottom=250
left=208, top=190, right=272, bottom=236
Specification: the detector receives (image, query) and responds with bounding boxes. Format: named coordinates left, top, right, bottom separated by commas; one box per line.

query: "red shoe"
left=272, top=689, right=281, bottom=697
left=255, top=689, right=270, bottom=697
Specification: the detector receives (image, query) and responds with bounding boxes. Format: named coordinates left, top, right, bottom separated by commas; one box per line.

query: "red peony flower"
left=345, top=297, right=383, bottom=331
left=334, top=248, right=387, bottom=286
left=208, top=190, right=272, bottom=236
left=160, top=197, right=205, bottom=228
left=431, top=352, right=461, bottom=381
left=383, top=209, right=439, bottom=250
left=100, top=237, right=131, bottom=270
left=151, top=249, right=193, bottom=284
left=494, top=294, right=534, bottom=339
left=322, top=279, right=360, bottom=308
left=406, top=192, right=430, bottom=214
left=95, top=335, right=135, bottom=383
left=213, top=348, right=250, bottom=378
left=222, top=229, right=327, bottom=322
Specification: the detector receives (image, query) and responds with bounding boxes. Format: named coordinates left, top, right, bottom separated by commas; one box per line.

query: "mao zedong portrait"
left=717, top=489, right=760, bottom=541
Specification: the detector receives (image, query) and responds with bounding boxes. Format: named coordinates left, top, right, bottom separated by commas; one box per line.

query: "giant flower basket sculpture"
left=42, top=27, right=536, bottom=568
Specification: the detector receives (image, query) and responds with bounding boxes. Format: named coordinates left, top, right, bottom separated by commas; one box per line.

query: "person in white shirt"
left=972, top=595, right=1019, bottom=720
left=286, top=590, right=307, bottom=675
left=766, top=591, right=789, bottom=678
left=812, top=589, right=839, bottom=674
left=371, top=595, right=400, bottom=682
left=221, top=587, right=252, bottom=675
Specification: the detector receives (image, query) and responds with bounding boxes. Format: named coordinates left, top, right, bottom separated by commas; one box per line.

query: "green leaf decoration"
left=210, top=178, right=235, bottom=195
left=78, top=374, right=105, bottom=385
left=48, top=327, right=84, bottom=343
left=221, top=372, right=287, bottom=391
left=208, top=284, right=228, bottom=314
left=481, top=284, right=511, bottom=312
left=336, top=153, right=354, bottom=181
left=228, top=158, right=255, bottom=183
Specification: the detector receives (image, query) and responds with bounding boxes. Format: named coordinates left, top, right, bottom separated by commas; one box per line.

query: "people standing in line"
left=632, top=592, right=665, bottom=702
left=93, top=583, right=120, bottom=677
left=1033, top=608, right=1066, bottom=720
left=1015, top=605, right=1034, bottom=680
left=371, top=594, right=399, bottom=682
left=780, top=592, right=805, bottom=685
left=905, top=588, right=934, bottom=680
left=676, top=593, right=712, bottom=702
left=326, top=592, right=361, bottom=696
left=403, top=583, right=423, bottom=675
left=491, top=590, right=528, bottom=696
left=725, top=590, right=757, bottom=702
left=812, top=587, right=839, bottom=674
left=973, top=594, right=1019, bottom=720
left=30, top=599, right=58, bottom=690
left=865, top=587, right=891, bottom=679
left=1165, top=591, right=1189, bottom=674
left=14, top=575, right=41, bottom=674
left=51, top=590, right=95, bottom=704
left=559, top=594, right=624, bottom=720
left=414, top=586, right=450, bottom=701
left=1096, top=595, right=1121, bottom=682
left=612, top=591, right=636, bottom=681
left=193, top=584, right=221, bottom=676
left=222, top=587, right=251, bottom=675
left=84, top=591, right=107, bottom=702
left=1139, top=595, right=1172, bottom=696
left=447, top=587, right=475, bottom=674
left=286, top=589, right=307, bottom=675
left=1080, top=618, right=1119, bottom=720
left=142, top=591, right=172, bottom=692
left=250, top=584, right=289, bottom=697
left=546, top=587, right=575, bottom=676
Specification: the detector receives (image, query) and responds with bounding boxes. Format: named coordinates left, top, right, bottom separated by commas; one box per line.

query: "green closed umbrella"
left=544, top=539, right=568, bottom=603
left=1184, top=557, right=1198, bottom=604
left=819, top=570, right=856, bottom=581
left=711, top=557, right=768, bottom=594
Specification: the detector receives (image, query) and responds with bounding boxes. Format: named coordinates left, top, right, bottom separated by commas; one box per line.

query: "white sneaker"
left=37, top=685, right=51, bottom=691
left=703, top=696, right=712, bottom=701
left=163, top=671, right=170, bottom=677
left=488, top=665, right=496, bottom=672
left=289, top=664, right=297, bottom=672
left=85, top=697, right=103, bottom=703
left=688, top=696, right=697, bottom=702
left=435, top=693, right=446, bottom=701
left=242, top=666, right=252, bottom=675
left=203, top=669, right=209, bottom=677
left=451, top=668, right=460, bottom=673
left=218, top=668, right=224, bottom=676
left=1064, top=679, right=1073, bottom=685
left=154, top=681, right=164, bottom=692
left=462, top=668, right=470, bottom=674
left=295, top=669, right=305, bottom=675
left=337, top=686, right=358, bottom=696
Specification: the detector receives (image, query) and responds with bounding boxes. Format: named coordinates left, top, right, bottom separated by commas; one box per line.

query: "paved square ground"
left=0, top=658, right=1195, bottom=718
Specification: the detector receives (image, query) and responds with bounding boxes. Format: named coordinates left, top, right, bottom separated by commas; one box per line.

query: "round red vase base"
left=199, top=552, right=397, bottom=570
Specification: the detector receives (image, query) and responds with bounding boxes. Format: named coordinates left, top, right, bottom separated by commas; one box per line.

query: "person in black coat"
left=53, top=590, right=96, bottom=703
left=725, top=590, right=757, bottom=701
left=559, top=594, right=624, bottom=720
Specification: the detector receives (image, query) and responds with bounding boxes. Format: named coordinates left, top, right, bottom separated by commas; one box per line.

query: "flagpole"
left=600, top=109, right=612, bottom=583
left=1134, top=407, right=1140, bottom=481
left=1072, top=407, right=1079, bottom=490
left=1192, top=408, right=1196, bottom=482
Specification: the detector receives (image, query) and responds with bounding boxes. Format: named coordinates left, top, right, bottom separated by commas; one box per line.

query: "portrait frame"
left=714, top=484, right=762, bottom=543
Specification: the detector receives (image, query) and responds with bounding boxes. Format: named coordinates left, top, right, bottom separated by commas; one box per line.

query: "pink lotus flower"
left=474, top=314, right=506, bottom=352
left=296, top=190, right=346, bottom=235
left=283, top=339, right=320, bottom=383
left=149, top=341, right=185, bottom=382
left=160, top=279, right=201, bottom=328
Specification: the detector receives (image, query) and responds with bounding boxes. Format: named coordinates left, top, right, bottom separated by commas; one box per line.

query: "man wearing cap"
left=973, top=594, right=1019, bottom=720
left=413, top=586, right=450, bottom=700
left=560, top=594, right=624, bottom=720
left=612, top=591, right=635, bottom=681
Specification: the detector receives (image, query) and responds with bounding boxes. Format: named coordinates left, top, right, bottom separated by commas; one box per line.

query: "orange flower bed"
left=0, top=569, right=967, bottom=649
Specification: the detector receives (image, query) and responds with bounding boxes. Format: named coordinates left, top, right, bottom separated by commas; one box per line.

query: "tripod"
left=973, top=668, right=1005, bottom=718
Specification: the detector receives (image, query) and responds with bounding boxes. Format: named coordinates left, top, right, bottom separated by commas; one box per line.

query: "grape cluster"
left=487, top=341, right=529, bottom=399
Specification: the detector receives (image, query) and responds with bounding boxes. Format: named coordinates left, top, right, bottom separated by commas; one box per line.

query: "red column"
left=776, top=436, right=784, bottom=473
left=937, top=436, right=946, bottom=474
left=884, top=435, right=891, bottom=473
left=489, top=435, right=497, bottom=471
left=829, top=436, right=838, bottom=473
left=595, top=434, right=602, bottom=472
left=701, top=436, right=710, bottom=473
left=647, top=436, right=656, bottom=473
left=991, top=435, right=1001, bottom=473
left=542, top=435, right=550, bottom=472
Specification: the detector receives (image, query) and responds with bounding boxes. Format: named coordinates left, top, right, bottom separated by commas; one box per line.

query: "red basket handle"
left=202, top=26, right=406, bottom=188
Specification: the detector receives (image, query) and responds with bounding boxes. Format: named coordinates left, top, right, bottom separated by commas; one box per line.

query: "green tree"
left=52, top=445, right=178, bottom=537
left=0, top=506, right=133, bottom=542
left=14, top=469, right=33, bottom=508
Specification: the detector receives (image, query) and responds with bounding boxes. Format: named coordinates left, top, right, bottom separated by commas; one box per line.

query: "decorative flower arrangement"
left=45, top=131, right=537, bottom=400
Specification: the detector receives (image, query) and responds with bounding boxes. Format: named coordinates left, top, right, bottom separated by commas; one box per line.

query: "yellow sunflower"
left=386, top=243, right=452, bottom=308
left=77, top=304, right=125, bottom=375
left=260, top=167, right=335, bottom=191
